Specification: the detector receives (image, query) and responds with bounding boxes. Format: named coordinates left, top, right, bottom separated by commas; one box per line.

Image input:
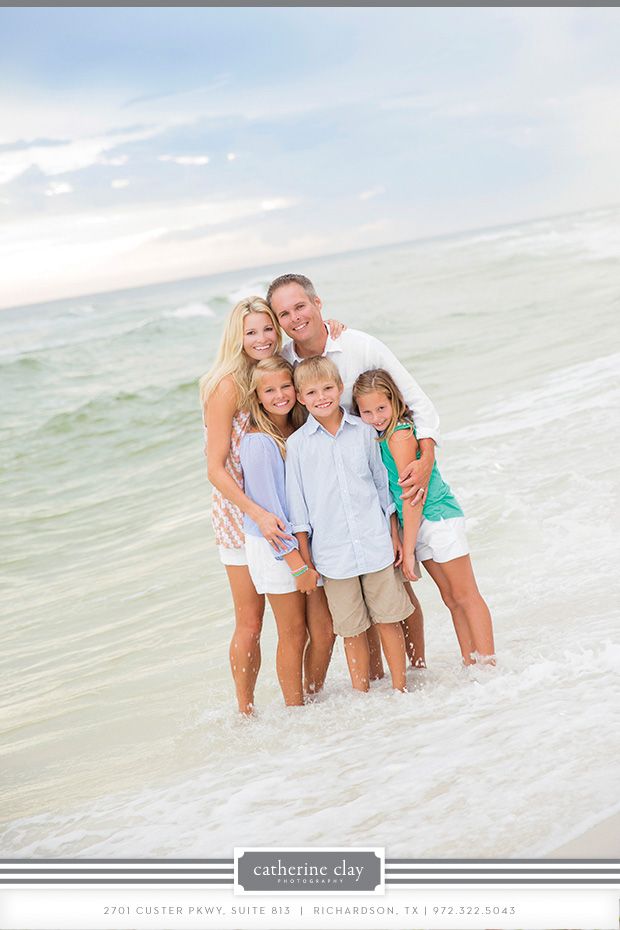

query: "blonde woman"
left=200, top=297, right=342, bottom=714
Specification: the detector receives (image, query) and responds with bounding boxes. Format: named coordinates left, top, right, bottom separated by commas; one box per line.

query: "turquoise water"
left=1, top=206, right=619, bottom=857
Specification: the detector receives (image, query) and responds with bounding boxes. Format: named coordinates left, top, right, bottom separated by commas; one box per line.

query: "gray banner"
left=236, top=850, right=382, bottom=893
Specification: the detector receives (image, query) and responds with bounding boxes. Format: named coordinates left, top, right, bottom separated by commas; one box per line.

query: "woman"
left=200, top=297, right=340, bottom=715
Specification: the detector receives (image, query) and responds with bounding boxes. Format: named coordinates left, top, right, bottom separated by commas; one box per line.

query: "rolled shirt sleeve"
left=365, top=425, right=396, bottom=519
left=285, top=438, right=312, bottom=535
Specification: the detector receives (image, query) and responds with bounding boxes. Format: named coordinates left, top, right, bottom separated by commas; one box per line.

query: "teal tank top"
left=380, top=423, right=464, bottom=524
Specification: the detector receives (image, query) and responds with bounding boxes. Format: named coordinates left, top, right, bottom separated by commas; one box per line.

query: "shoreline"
left=546, top=809, right=620, bottom=858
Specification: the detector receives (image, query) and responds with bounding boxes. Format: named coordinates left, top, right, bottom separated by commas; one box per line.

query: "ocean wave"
left=226, top=278, right=270, bottom=303
left=446, top=351, right=620, bottom=442
left=0, top=354, right=48, bottom=372
left=63, top=303, right=98, bottom=318
left=164, top=301, right=216, bottom=320
left=32, top=379, right=200, bottom=437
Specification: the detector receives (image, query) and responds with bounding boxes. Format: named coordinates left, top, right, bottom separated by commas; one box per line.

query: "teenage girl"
left=352, top=369, right=495, bottom=666
left=240, top=356, right=335, bottom=705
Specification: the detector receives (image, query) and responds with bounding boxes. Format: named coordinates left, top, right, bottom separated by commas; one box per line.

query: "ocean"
left=1, top=205, right=619, bottom=858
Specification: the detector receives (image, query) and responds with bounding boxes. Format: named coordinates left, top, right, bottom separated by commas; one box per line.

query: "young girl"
left=240, top=356, right=335, bottom=705
left=352, top=369, right=496, bottom=666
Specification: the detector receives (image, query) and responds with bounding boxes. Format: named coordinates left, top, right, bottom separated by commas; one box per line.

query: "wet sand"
left=547, top=810, right=620, bottom=858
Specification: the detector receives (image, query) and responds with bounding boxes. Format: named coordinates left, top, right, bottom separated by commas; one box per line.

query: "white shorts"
left=415, top=517, right=469, bottom=564
left=218, top=544, right=248, bottom=566
left=245, top=534, right=323, bottom=596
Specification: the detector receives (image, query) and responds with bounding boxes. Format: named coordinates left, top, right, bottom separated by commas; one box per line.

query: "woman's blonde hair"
left=247, top=357, right=307, bottom=457
left=199, top=296, right=282, bottom=409
left=352, top=368, right=414, bottom=441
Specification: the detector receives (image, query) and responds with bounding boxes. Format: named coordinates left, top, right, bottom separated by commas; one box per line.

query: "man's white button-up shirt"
left=281, top=326, right=440, bottom=445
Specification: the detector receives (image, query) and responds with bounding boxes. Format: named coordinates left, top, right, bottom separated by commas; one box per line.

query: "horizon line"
left=2, top=199, right=617, bottom=315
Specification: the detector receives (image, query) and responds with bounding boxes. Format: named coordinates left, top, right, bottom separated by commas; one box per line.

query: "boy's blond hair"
left=293, top=355, right=343, bottom=394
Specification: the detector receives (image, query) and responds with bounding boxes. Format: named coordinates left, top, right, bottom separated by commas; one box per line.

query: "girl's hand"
left=296, top=567, right=319, bottom=594
left=402, top=554, right=420, bottom=582
left=325, top=318, right=347, bottom=339
left=256, top=510, right=294, bottom=551
left=392, top=533, right=403, bottom=568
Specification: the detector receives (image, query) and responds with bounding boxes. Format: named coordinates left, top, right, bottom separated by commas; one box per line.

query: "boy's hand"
left=402, top=554, right=420, bottom=582
left=296, top=568, right=319, bottom=595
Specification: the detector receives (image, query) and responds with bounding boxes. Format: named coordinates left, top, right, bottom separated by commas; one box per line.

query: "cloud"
left=0, top=137, right=70, bottom=153
left=0, top=124, right=168, bottom=185
left=260, top=198, right=293, bottom=212
left=45, top=181, right=73, bottom=197
left=123, top=77, right=230, bottom=108
left=380, top=94, right=439, bottom=112
left=158, top=195, right=298, bottom=241
left=158, top=154, right=210, bottom=166
left=99, top=154, right=129, bottom=167
left=111, top=179, right=130, bottom=189
left=358, top=186, right=385, bottom=201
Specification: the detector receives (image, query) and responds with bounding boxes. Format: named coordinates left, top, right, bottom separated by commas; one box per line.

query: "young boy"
left=285, top=356, right=411, bottom=692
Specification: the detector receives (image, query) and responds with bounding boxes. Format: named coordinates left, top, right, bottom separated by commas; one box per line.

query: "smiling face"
left=255, top=369, right=297, bottom=418
left=269, top=283, right=325, bottom=347
left=296, top=376, right=343, bottom=420
left=355, top=389, right=393, bottom=433
left=242, top=311, right=279, bottom=361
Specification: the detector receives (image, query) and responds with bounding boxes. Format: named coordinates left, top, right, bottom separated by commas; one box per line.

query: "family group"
left=201, top=274, right=495, bottom=714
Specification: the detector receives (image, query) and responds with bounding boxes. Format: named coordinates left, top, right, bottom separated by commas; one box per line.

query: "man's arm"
left=363, top=332, right=438, bottom=501
left=363, top=332, right=440, bottom=446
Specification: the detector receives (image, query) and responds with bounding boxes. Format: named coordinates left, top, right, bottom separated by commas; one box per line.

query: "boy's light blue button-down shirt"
left=285, top=408, right=396, bottom=580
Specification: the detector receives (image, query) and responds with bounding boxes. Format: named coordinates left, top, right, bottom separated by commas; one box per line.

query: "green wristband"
left=291, top=564, right=309, bottom=578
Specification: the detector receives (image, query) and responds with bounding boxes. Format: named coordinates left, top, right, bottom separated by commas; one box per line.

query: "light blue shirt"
left=285, top=408, right=395, bottom=580
left=239, top=432, right=298, bottom=560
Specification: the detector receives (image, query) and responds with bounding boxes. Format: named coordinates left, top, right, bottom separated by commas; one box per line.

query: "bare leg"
left=225, top=565, right=265, bottom=715
left=402, top=581, right=426, bottom=668
left=366, top=624, right=385, bottom=680
left=303, top=588, right=335, bottom=695
left=376, top=622, right=407, bottom=691
left=268, top=592, right=308, bottom=706
left=343, top=633, right=370, bottom=692
left=423, top=556, right=495, bottom=664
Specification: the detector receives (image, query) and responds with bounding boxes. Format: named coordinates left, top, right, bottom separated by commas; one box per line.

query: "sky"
left=1, top=7, right=620, bottom=309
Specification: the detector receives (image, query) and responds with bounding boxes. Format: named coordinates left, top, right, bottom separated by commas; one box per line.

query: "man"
left=267, top=272, right=439, bottom=669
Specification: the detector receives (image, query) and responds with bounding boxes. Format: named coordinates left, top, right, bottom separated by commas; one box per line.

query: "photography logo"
left=234, top=848, right=384, bottom=895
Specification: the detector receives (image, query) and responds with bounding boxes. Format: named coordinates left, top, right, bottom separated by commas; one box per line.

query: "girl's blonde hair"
left=248, top=356, right=307, bottom=458
left=199, top=296, right=282, bottom=410
left=351, top=368, right=414, bottom=441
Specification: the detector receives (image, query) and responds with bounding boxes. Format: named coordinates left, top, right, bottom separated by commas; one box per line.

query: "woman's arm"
left=388, top=429, right=423, bottom=581
left=325, top=318, right=347, bottom=339
left=205, top=378, right=292, bottom=548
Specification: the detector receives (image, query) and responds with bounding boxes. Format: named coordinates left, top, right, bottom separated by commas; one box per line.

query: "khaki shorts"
left=323, top=563, right=412, bottom=638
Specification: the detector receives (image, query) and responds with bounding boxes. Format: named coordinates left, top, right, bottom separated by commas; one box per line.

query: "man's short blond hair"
left=293, top=355, right=343, bottom=394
